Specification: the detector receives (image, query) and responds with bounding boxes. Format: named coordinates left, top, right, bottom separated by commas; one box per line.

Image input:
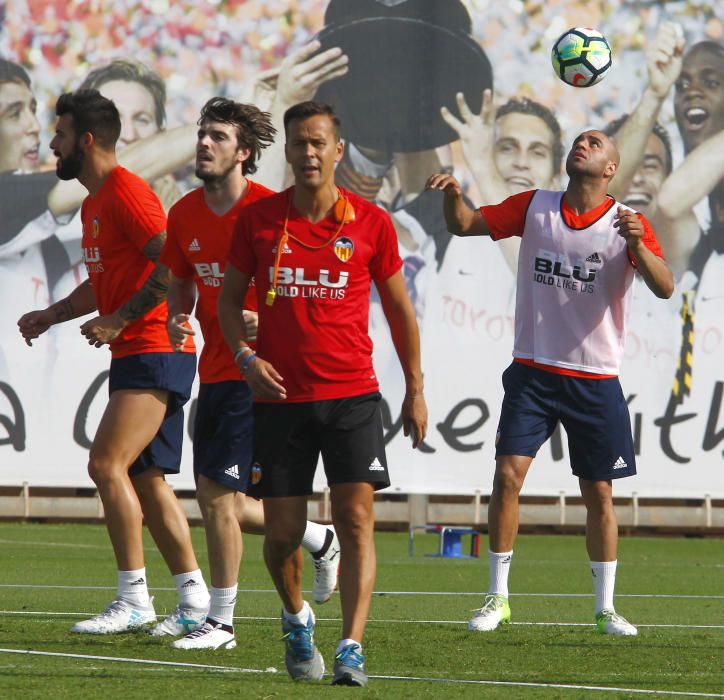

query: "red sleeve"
left=159, top=214, right=193, bottom=278
left=370, top=212, right=404, bottom=282
left=116, top=175, right=167, bottom=252
left=480, top=190, right=536, bottom=241
left=626, top=213, right=665, bottom=267
left=227, top=207, right=256, bottom=274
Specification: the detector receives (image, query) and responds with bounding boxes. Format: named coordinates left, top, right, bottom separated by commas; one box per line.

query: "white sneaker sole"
left=172, top=638, right=237, bottom=651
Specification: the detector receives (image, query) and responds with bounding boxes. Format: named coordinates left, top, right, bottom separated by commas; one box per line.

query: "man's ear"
left=79, top=132, right=94, bottom=151
left=237, top=146, right=252, bottom=166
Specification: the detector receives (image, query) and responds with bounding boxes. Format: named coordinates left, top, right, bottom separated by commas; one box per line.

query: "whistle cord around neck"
left=266, top=190, right=350, bottom=306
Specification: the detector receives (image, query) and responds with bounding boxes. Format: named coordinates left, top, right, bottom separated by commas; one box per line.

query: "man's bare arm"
left=615, top=208, right=674, bottom=299
left=253, top=40, right=349, bottom=190
left=657, top=130, right=724, bottom=221
left=166, top=273, right=197, bottom=351
left=425, top=173, right=490, bottom=236
left=18, top=278, right=97, bottom=346
left=609, top=22, right=683, bottom=200
left=375, top=270, right=427, bottom=448
left=79, top=233, right=170, bottom=347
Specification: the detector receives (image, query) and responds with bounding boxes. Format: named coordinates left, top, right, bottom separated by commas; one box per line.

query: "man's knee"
left=265, top=528, right=304, bottom=558
left=264, top=512, right=305, bottom=554
left=493, top=460, right=527, bottom=495
left=197, top=479, right=239, bottom=523
left=580, top=479, right=614, bottom=515
left=132, top=469, right=173, bottom=509
left=87, top=454, right=121, bottom=486
left=333, top=498, right=373, bottom=536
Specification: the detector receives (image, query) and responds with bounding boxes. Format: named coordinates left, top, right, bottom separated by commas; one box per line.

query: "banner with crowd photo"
left=0, top=0, right=722, bottom=498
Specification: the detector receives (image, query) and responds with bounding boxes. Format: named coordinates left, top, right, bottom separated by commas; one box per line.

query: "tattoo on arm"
left=51, top=298, right=74, bottom=324
left=142, top=232, right=167, bottom=262
left=118, top=263, right=170, bottom=324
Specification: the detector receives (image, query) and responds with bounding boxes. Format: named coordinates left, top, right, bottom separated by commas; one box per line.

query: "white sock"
left=591, top=560, right=617, bottom=614
left=118, top=568, right=151, bottom=607
left=301, top=521, right=330, bottom=555
left=336, top=638, right=361, bottom=654
left=488, top=549, right=513, bottom=597
left=173, top=569, right=210, bottom=610
left=283, top=600, right=311, bottom=626
left=208, top=585, right=237, bottom=627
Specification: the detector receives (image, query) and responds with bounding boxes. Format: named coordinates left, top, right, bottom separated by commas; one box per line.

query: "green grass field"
left=0, top=522, right=722, bottom=698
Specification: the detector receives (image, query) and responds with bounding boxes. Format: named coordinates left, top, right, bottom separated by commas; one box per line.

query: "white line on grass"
left=0, top=539, right=108, bottom=549
left=0, top=584, right=721, bottom=600
left=0, top=647, right=276, bottom=674
left=0, top=648, right=721, bottom=697
left=371, top=592, right=724, bottom=600
left=372, top=673, right=724, bottom=697
left=1, top=610, right=721, bottom=630
left=0, top=538, right=164, bottom=551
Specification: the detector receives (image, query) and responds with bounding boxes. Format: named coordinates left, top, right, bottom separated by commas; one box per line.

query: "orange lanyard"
left=266, top=190, right=351, bottom=306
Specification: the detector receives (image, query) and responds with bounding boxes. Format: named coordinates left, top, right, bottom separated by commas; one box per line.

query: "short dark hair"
left=603, top=114, right=673, bottom=175
left=55, top=89, right=122, bottom=149
left=685, top=40, right=724, bottom=62
left=80, top=59, right=166, bottom=128
left=0, top=58, right=31, bottom=89
left=496, top=97, right=564, bottom=175
left=199, top=97, right=276, bottom=175
left=283, top=101, right=341, bottom=140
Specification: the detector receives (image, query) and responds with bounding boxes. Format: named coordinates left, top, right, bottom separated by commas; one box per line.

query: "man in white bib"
left=427, top=130, right=674, bottom=637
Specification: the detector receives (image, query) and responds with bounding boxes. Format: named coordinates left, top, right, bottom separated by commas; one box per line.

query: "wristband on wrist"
left=405, top=391, right=424, bottom=399
left=233, top=346, right=252, bottom=364
left=240, top=352, right=257, bottom=371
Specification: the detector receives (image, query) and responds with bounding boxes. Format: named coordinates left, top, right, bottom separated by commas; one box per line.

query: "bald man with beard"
left=427, top=130, right=674, bottom=638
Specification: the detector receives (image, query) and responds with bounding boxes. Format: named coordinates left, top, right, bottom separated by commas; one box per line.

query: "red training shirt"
left=228, top=187, right=403, bottom=402
left=80, top=166, right=194, bottom=359
left=160, top=181, right=273, bottom=383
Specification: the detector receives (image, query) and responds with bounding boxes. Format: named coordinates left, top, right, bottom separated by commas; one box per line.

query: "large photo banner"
left=0, top=0, right=722, bottom=497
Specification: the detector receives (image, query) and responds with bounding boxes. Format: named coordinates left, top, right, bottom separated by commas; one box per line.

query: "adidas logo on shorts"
left=188, top=238, right=201, bottom=252
left=369, top=457, right=384, bottom=472
left=613, top=456, right=628, bottom=470
left=224, top=464, right=240, bottom=479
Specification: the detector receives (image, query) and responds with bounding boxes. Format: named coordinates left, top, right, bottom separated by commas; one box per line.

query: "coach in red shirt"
left=219, top=101, right=427, bottom=687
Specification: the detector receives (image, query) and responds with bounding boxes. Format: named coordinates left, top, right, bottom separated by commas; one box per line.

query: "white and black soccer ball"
left=551, top=27, right=612, bottom=87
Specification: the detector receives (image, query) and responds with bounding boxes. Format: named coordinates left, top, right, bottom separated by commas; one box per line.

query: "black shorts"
left=193, top=380, right=254, bottom=492
left=108, top=352, right=196, bottom=477
left=495, top=362, right=636, bottom=481
left=250, top=392, right=390, bottom=498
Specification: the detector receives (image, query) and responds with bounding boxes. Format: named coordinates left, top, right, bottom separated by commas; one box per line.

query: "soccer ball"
left=551, top=27, right=612, bottom=87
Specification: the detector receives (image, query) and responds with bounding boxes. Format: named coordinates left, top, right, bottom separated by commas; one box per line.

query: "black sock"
left=205, top=617, right=234, bottom=634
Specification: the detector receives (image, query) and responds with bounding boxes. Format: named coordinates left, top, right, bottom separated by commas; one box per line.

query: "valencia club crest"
left=334, top=236, right=354, bottom=262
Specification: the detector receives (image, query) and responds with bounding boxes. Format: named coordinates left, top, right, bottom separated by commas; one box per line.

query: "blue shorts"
left=495, top=362, right=636, bottom=481
left=108, top=352, right=196, bottom=476
left=250, top=392, right=390, bottom=498
left=193, top=380, right=254, bottom=492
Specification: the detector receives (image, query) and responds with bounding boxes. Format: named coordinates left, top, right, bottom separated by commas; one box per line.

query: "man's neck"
left=204, top=174, right=248, bottom=217
left=292, top=183, right=339, bottom=224
left=564, top=179, right=610, bottom=214
left=79, top=151, right=120, bottom=197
